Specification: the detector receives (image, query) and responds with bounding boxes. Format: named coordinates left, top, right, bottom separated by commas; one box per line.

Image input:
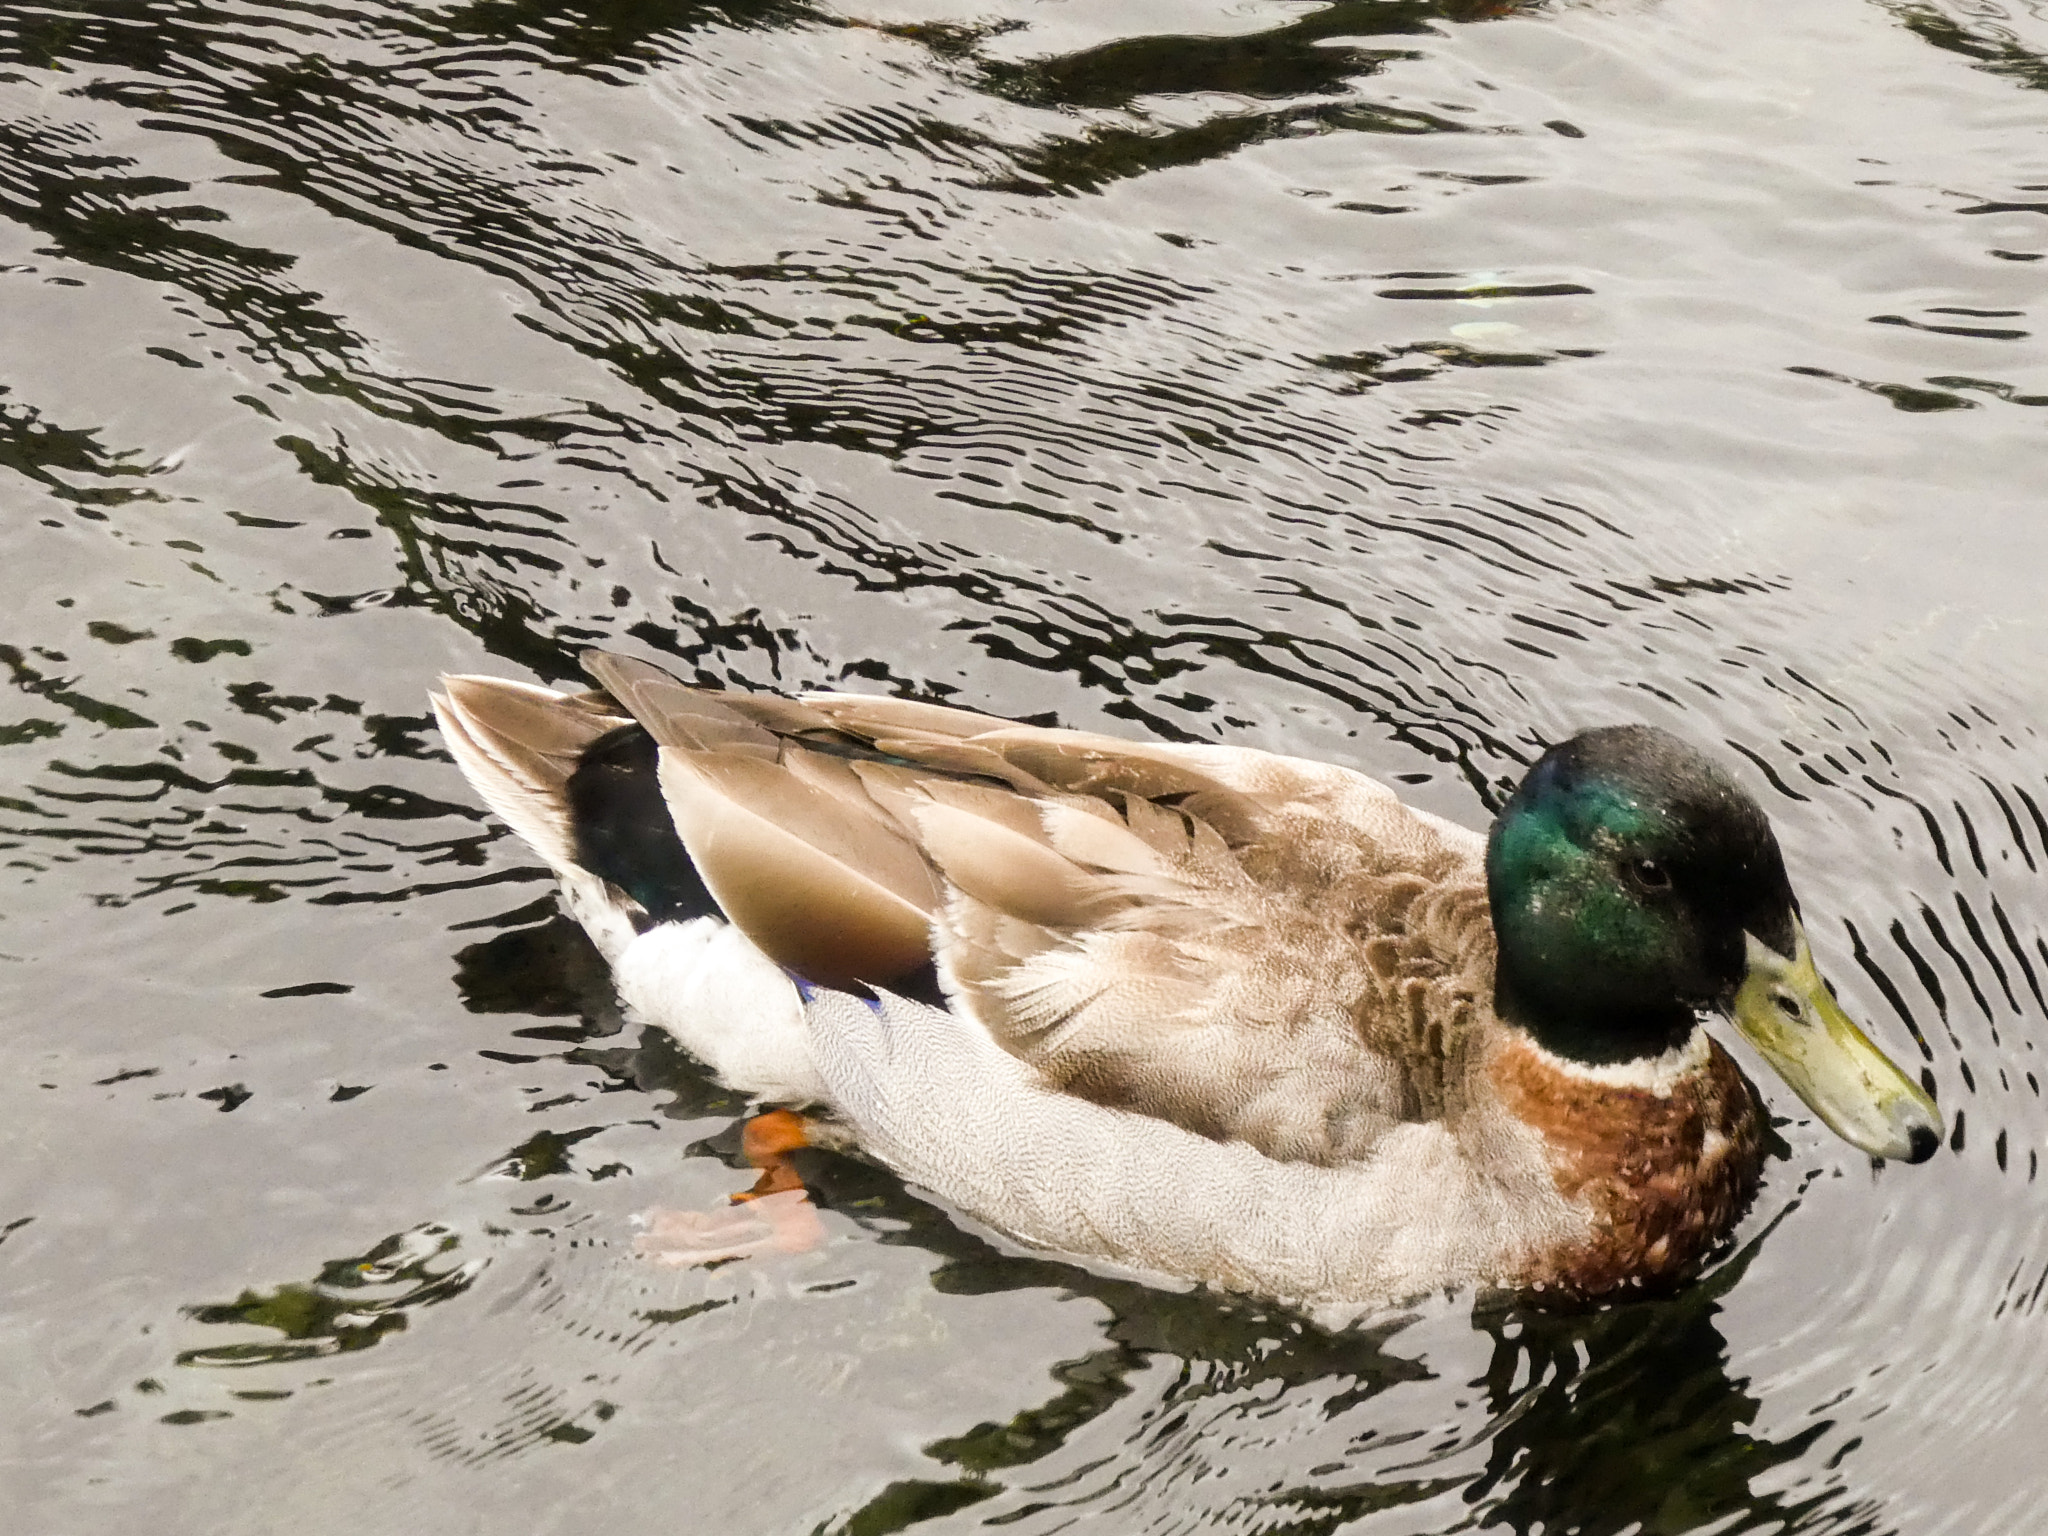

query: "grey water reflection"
left=3, top=0, right=2047, bottom=1530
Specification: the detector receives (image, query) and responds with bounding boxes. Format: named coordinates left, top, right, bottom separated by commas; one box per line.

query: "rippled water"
left=3, top=0, right=2046, bottom=1528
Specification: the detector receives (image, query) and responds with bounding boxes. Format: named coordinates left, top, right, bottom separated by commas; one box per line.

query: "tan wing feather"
left=802, top=692, right=1019, bottom=741
left=916, top=778, right=1052, bottom=843
left=584, top=649, right=855, bottom=757
left=654, top=751, right=935, bottom=988
left=912, top=799, right=1123, bottom=931
left=430, top=675, right=627, bottom=872
left=865, top=736, right=1059, bottom=797
left=657, top=751, right=943, bottom=914
left=1038, top=799, right=1176, bottom=878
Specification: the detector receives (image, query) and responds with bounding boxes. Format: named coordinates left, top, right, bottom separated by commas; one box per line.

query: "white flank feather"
left=612, top=918, right=827, bottom=1106
left=802, top=988, right=1590, bottom=1313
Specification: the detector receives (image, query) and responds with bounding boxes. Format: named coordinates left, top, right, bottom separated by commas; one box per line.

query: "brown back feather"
left=580, top=650, right=1499, bottom=1163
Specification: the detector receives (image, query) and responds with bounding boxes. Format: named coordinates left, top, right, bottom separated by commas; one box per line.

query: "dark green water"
left=3, top=0, right=2045, bottom=1529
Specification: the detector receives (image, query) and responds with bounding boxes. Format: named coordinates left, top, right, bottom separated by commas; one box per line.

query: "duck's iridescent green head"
left=1487, top=725, right=1940, bottom=1163
left=1487, top=726, right=1792, bottom=1061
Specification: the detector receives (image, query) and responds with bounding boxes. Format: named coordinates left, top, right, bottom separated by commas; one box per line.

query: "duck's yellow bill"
left=1730, top=919, right=1941, bottom=1163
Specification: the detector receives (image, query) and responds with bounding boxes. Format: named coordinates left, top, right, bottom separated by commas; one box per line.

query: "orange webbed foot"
left=630, top=1109, right=825, bottom=1268
left=734, top=1107, right=812, bottom=1203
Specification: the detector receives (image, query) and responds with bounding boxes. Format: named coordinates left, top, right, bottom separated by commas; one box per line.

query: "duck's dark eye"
left=1626, top=857, right=1672, bottom=893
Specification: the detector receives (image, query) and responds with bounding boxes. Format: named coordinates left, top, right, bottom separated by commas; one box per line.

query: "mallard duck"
left=431, top=650, right=1939, bottom=1310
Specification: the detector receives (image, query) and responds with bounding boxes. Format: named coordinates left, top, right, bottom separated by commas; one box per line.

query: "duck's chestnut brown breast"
left=1489, top=1033, right=1767, bottom=1297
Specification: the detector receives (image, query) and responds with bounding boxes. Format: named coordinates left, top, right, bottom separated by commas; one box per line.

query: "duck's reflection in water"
left=809, top=1164, right=1842, bottom=1533
left=1464, top=1255, right=1862, bottom=1536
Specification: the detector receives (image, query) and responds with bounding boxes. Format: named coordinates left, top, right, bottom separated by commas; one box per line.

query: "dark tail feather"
left=431, top=675, right=718, bottom=929
left=565, top=723, right=718, bottom=924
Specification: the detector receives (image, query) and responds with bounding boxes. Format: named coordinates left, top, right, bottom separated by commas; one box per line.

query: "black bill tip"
left=1903, top=1123, right=1939, bottom=1164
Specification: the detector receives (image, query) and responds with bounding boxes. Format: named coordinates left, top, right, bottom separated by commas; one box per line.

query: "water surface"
left=3, top=0, right=2046, bottom=1529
